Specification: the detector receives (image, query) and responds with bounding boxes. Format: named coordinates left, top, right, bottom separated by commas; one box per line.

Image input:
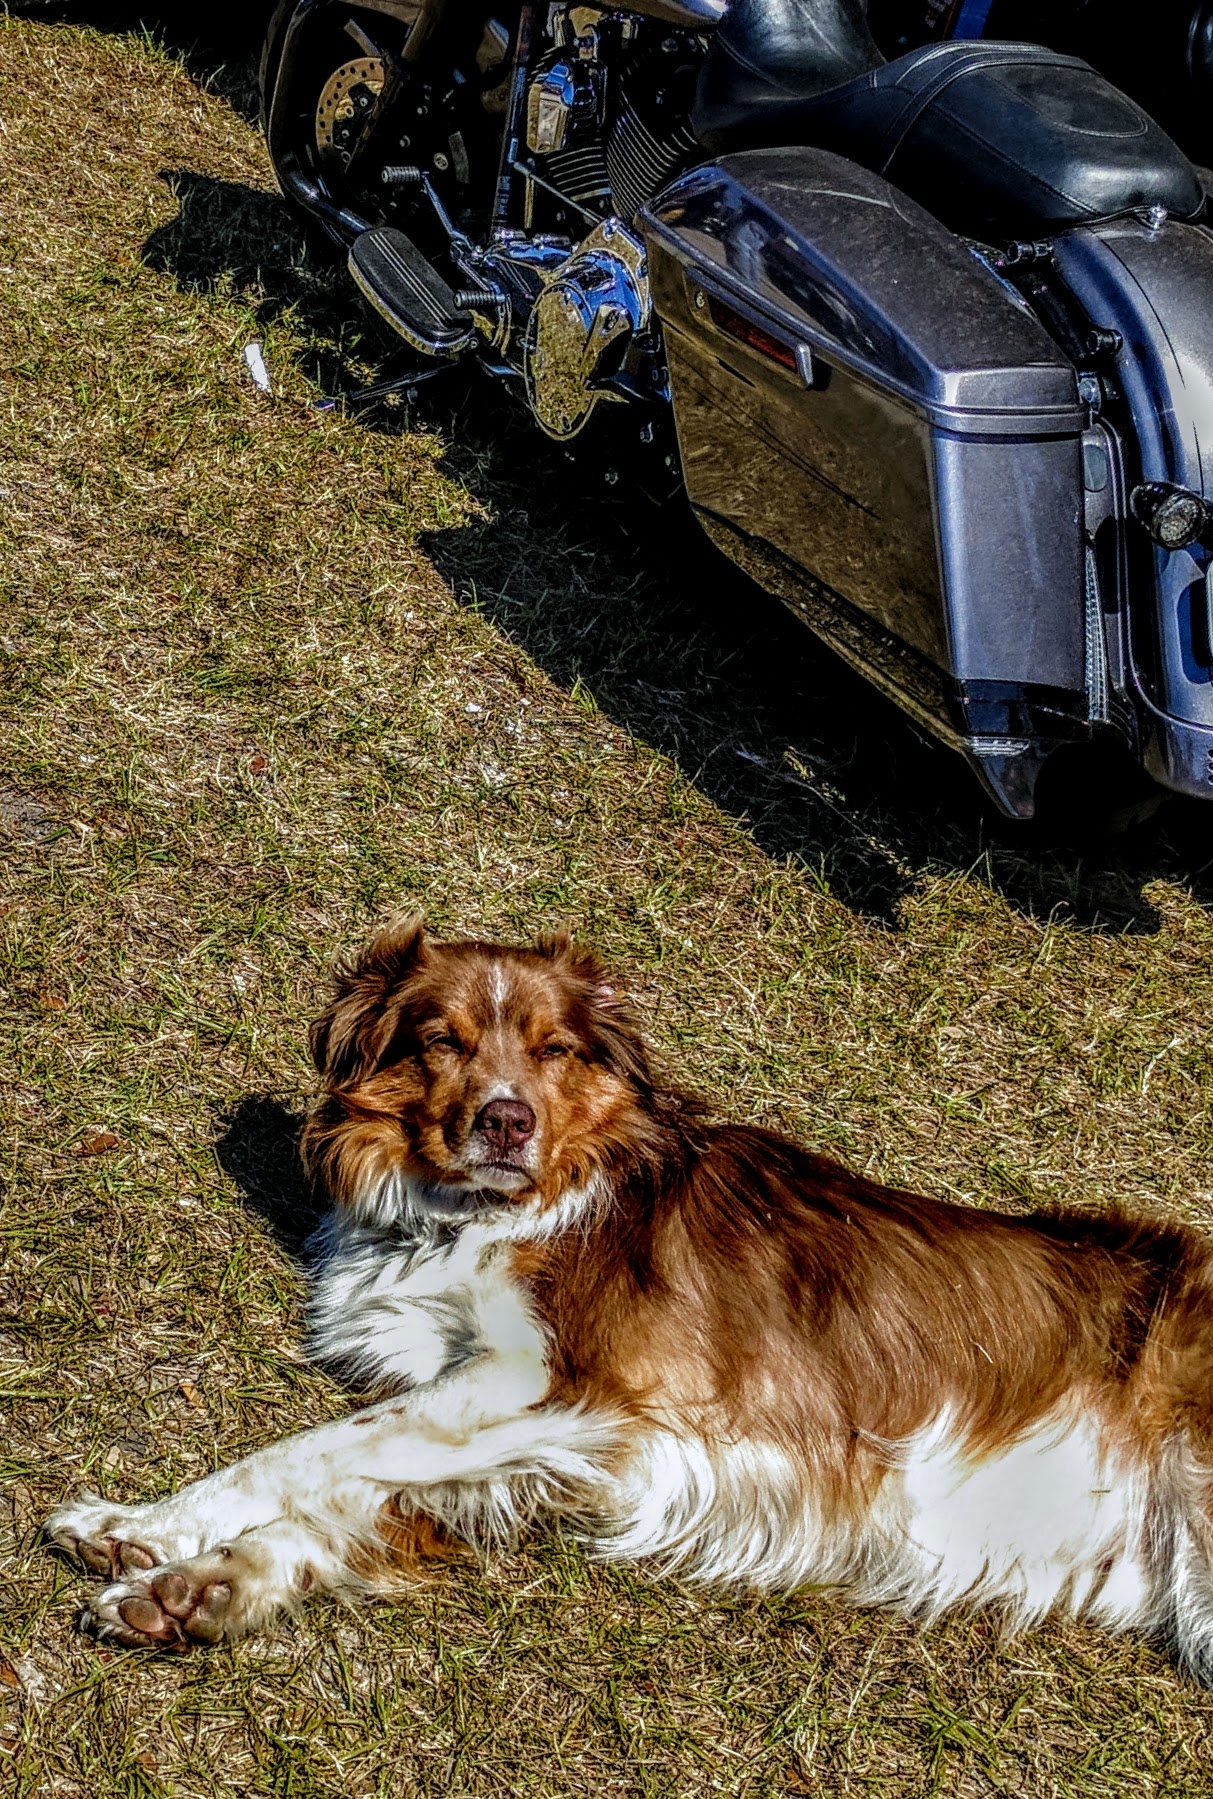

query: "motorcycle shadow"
left=417, top=392, right=1213, bottom=934
left=142, top=171, right=1213, bottom=936
left=142, top=170, right=363, bottom=403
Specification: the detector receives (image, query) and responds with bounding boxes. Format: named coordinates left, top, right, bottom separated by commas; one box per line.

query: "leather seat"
left=695, top=0, right=885, bottom=111
left=694, top=18, right=1204, bottom=237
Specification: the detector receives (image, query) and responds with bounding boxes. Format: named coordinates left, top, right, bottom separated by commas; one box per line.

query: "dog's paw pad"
left=90, top=1535, right=162, bottom=1578
left=73, top=1535, right=115, bottom=1577
left=46, top=1502, right=165, bottom=1580
left=118, top=1540, right=159, bottom=1572
left=93, top=1564, right=233, bottom=1649
left=115, top=1595, right=169, bottom=1638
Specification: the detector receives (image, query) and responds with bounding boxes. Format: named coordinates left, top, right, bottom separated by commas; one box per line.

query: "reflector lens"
left=1155, top=493, right=1207, bottom=551
left=707, top=295, right=799, bottom=373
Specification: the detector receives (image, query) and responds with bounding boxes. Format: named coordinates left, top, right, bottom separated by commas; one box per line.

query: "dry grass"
left=3, top=5, right=1213, bottom=1792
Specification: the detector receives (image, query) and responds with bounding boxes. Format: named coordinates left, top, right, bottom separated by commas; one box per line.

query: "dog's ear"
left=535, top=927, right=575, bottom=963
left=536, top=929, right=611, bottom=993
left=310, top=916, right=428, bottom=1085
left=537, top=931, right=651, bottom=1089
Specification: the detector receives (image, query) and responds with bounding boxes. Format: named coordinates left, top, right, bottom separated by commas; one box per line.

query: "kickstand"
left=313, top=360, right=452, bottom=413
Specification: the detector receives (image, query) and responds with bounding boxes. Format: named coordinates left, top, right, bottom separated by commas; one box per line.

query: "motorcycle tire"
left=259, top=0, right=345, bottom=259
left=258, top=0, right=296, bottom=140
left=259, top=1, right=421, bottom=257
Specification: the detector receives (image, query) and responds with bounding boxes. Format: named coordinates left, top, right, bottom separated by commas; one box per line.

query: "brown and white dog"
left=47, top=921, right=1213, bottom=1678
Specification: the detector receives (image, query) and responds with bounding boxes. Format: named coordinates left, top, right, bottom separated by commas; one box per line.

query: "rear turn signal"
left=1131, top=481, right=1213, bottom=552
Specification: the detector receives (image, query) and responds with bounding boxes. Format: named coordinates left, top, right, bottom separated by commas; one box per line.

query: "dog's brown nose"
left=474, top=1098, right=536, bottom=1153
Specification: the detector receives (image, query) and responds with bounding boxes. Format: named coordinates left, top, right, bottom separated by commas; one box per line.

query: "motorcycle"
left=260, top=0, right=1213, bottom=821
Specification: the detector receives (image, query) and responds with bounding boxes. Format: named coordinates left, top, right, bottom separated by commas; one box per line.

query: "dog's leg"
left=46, top=1491, right=226, bottom=1581
left=83, top=1517, right=349, bottom=1647
left=47, top=1309, right=553, bottom=1575
left=85, top=1500, right=474, bottom=1648
left=50, top=1351, right=620, bottom=1644
left=73, top=1401, right=618, bottom=1646
left=46, top=1482, right=469, bottom=1588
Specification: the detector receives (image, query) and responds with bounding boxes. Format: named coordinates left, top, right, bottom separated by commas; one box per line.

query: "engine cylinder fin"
left=607, top=94, right=697, bottom=220
left=541, top=144, right=612, bottom=211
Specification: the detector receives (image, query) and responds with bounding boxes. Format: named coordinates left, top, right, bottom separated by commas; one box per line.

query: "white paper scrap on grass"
left=242, top=342, right=272, bottom=394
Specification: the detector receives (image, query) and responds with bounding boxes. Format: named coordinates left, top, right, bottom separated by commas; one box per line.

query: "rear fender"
left=1054, top=218, right=1213, bottom=797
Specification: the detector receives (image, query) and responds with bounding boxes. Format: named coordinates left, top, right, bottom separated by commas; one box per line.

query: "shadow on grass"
left=214, top=1094, right=319, bottom=1261
left=142, top=170, right=366, bottom=399
left=8, top=0, right=272, bottom=119
left=423, top=393, right=1213, bottom=934
left=140, top=166, right=1213, bottom=935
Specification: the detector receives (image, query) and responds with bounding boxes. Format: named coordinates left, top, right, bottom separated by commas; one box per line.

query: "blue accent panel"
left=950, top=0, right=996, bottom=38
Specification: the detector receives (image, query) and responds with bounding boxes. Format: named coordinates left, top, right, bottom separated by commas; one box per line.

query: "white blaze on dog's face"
left=407, top=949, right=593, bottom=1194
left=307, top=921, right=652, bottom=1208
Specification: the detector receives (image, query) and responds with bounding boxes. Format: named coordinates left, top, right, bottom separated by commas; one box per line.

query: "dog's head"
left=304, top=919, right=654, bottom=1224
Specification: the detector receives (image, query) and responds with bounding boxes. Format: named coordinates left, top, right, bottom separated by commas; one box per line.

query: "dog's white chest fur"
left=306, top=1208, right=552, bottom=1404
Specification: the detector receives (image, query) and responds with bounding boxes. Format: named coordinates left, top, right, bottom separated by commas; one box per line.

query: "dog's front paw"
left=87, top=1554, right=236, bottom=1649
left=45, top=1495, right=169, bottom=1581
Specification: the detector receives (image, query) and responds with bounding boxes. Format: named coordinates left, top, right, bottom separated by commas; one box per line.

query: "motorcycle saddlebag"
left=640, top=148, right=1092, bottom=816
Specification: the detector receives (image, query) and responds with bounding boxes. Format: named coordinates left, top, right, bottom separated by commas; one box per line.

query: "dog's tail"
left=1150, top=1437, right=1213, bottom=1686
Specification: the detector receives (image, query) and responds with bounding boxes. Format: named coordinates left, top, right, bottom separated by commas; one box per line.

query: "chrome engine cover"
left=522, top=220, right=650, bottom=440
left=526, top=58, right=579, bottom=154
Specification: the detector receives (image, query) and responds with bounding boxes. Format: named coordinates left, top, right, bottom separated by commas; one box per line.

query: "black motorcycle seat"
left=696, top=0, right=885, bottom=107
left=694, top=31, right=1204, bottom=237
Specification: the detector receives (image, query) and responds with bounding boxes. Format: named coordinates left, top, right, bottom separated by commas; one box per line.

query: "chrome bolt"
left=433, top=152, right=450, bottom=172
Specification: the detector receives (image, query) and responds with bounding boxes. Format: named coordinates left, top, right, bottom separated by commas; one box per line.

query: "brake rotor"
left=315, top=57, right=386, bottom=166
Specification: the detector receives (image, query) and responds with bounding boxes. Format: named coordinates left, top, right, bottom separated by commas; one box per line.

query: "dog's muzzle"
left=472, top=1099, right=535, bottom=1165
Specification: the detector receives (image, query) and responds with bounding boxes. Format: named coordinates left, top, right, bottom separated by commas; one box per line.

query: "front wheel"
left=259, top=1, right=424, bottom=244
left=257, top=0, right=296, bottom=138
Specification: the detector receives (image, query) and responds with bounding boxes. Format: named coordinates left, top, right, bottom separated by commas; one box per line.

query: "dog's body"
left=48, top=925, right=1213, bottom=1678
